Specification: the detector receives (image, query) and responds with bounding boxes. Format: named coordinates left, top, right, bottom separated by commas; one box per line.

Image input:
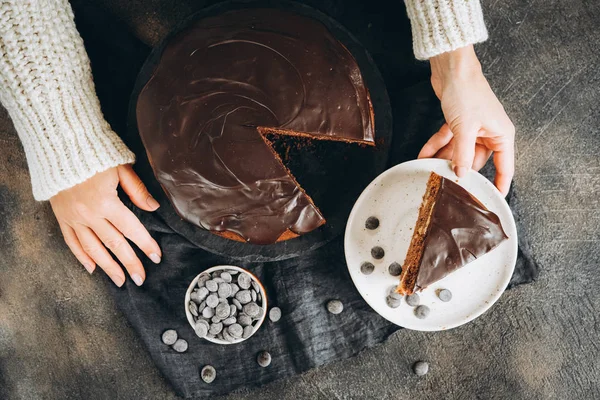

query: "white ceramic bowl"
left=185, top=265, right=267, bottom=344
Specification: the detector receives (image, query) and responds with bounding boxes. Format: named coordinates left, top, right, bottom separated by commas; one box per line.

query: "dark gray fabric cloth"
left=74, top=1, right=539, bottom=398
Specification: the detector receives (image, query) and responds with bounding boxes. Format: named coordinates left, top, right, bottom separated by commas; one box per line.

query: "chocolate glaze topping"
left=415, top=177, right=508, bottom=290
left=136, top=9, right=374, bottom=244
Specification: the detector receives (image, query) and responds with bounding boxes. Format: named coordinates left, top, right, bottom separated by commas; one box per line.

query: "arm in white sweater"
left=404, top=0, right=488, bottom=60
left=0, top=0, right=135, bottom=201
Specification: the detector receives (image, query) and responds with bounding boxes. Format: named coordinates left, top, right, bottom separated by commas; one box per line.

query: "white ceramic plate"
left=344, top=159, right=518, bottom=331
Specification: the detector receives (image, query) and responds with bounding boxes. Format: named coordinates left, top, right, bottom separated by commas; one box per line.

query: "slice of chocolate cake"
left=397, top=172, right=508, bottom=295
left=136, top=9, right=374, bottom=245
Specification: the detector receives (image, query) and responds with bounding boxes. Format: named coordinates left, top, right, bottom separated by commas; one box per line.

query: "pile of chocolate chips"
left=189, top=269, right=264, bottom=342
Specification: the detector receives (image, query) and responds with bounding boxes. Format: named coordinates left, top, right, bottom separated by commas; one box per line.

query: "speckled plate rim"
left=185, top=265, right=268, bottom=344
left=344, top=159, right=518, bottom=331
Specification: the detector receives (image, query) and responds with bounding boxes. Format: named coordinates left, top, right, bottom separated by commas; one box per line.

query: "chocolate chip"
left=222, top=329, right=235, bottom=342
left=387, top=285, right=402, bottom=300
left=211, top=315, right=222, bottom=324
left=205, top=280, right=218, bottom=292
left=218, top=283, right=232, bottom=299
left=414, top=305, right=430, bottom=319
left=386, top=295, right=401, bottom=308
left=191, top=287, right=209, bottom=303
left=413, top=361, right=429, bottom=376
left=251, top=280, right=260, bottom=293
left=205, top=294, right=219, bottom=308
left=238, top=314, right=252, bottom=327
left=269, top=307, right=282, bottom=322
left=230, top=283, right=240, bottom=296
left=202, top=307, right=215, bottom=319
left=223, top=317, right=236, bottom=326
left=220, top=272, right=232, bottom=283
left=326, top=299, right=344, bottom=314
left=194, top=321, right=208, bottom=338
left=388, top=262, right=402, bottom=277
left=209, top=322, right=223, bottom=335
left=235, top=290, right=252, bottom=304
left=188, top=302, right=199, bottom=317
left=216, top=302, right=230, bottom=319
left=229, top=304, right=237, bottom=317
left=365, top=216, right=379, bottom=230
left=197, top=273, right=210, bottom=288
left=257, top=292, right=262, bottom=303
left=228, top=269, right=239, bottom=275
left=437, top=289, right=452, bottom=302
left=201, top=365, right=216, bottom=383
left=237, top=273, right=251, bottom=289
left=172, top=339, right=188, bottom=353
left=405, top=293, right=420, bottom=307
left=228, top=323, right=243, bottom=338
left=161, top=329, right=177, bottom=345
left=360, top=261, right=375, bottom=275
left=371, top=246, right=385, bottom=259
left=242, top=325, right=254, bottom=339
left=243, top=302, right=261, bottom=318
left=257, top=351, right=272, bottom=367
left=197, top=300, right=207, bottom=313
left=232, top=298, right=243, bottom=310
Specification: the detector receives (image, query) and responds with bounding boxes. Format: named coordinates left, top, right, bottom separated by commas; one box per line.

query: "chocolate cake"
left=136, top=9, right=374, bottom=245
left=397, top=172, right=508, bottom=295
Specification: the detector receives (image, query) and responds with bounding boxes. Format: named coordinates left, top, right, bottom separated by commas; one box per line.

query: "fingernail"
left=83, top=263, right=95, bottom=274
left=454, top=166, right=468, bottom=177
left=146, top=196, right=160, bottom=210
left=132, top=273, right=144, bottom=286
left=149, top=253, right=161, bottom=264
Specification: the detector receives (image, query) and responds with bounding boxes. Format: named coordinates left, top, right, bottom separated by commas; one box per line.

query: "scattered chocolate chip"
left=257, top=351, right=272, bottom=367
left=327, top=299, right=344, bottom=314
left=371, top=246, right=385, bottom=259
left=414, top=305, right=430, bottom=319
left=161, top=329, right=177, bottom=345
left=405, top=293, right=420, bottom=307
left=386, top=295, right=401, bottom=308
left=172, top=338, right=188, bottom=353
left=269, top=307, right=282, bottom=322
left=388, top=262, right=402, bottom=277
left=360, top=261, right=375, bottom=275
left=201, top=365, right=217, bottom=383
left=413, top=361, right=429, bottom=376
left=365, top=216, right=380, bottom=230
left=437, top=289, right=452, bottom=302
left=387, top=285, right=402, bottom=300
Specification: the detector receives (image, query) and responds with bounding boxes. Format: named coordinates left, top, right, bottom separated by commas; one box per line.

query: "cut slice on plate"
left=397, top=172, right=508, bottom=295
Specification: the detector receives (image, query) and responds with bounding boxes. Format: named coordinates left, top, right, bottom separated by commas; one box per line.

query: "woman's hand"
left=418, top=45, right=515, bottom=196
left=50, top=165, right=161, bottom=287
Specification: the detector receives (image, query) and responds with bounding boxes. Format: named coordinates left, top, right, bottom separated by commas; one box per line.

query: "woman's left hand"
left=418, top=45, right=515, bottom=196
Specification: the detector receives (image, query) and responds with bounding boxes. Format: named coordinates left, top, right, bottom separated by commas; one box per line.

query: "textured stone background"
left=1, top=0, right=599, bottom=399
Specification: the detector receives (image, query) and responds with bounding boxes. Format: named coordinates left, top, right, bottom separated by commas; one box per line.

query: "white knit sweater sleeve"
left=0, top=0, right=135, bottom=201
left=404, top=0, right=489, bottom=60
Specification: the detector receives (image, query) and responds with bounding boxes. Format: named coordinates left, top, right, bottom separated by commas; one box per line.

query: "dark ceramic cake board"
left=126, top=0, right=393, bottom=262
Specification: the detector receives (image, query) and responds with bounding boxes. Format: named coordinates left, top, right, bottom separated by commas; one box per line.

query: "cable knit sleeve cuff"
left=0, top=0, right=135, bottom=201
left=404, top=0, right=489, bottom=60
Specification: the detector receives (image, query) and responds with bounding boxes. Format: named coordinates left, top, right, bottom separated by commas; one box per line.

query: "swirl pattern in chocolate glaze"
left=136, top=9, right=374, bottom=244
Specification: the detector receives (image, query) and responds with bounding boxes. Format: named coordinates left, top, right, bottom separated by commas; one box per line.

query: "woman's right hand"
left=50, top=164, right=162, bottom=287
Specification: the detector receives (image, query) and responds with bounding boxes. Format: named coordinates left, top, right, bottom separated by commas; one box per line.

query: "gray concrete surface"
left=1, top=0, right=599, bottom=399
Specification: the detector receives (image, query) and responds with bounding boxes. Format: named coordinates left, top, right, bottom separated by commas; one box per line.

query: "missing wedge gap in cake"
left=257, top=127, right=376, bottom=146
left=396, top=173, right=443, bottom=295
